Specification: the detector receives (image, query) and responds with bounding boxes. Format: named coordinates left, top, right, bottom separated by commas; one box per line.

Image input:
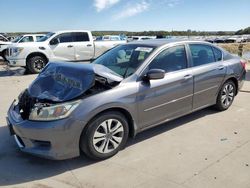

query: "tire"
left=215, top=80, right=236, bottom=111
left=27, top=56, right=47, bottom=74
left=80, top=111, right=129, bottom=160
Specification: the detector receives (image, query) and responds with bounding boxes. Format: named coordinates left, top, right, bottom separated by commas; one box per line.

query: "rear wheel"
left=80, top=111, right=129, bottom=160
left=27, top=56, right=47, bottom=74
left=215, top=80, right=236, bottom=111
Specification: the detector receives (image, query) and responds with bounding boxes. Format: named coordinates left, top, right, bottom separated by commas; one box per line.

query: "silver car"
left=7, top=40, right=246, bottom=160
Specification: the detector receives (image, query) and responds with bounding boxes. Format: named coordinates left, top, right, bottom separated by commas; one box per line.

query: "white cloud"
left=114, top=1, right=149, bottom=20
left=164, top=0, right=180, bottom=8
left=94, top=0, right=120, bottom=12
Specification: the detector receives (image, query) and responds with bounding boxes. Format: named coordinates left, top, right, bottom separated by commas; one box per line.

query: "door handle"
left=87, top=44, right=92, bottom=47
left=183, top=74, right=193, bottom=80
left=67, top=45, right=73, bottom=48
left=217, top=65, right=225, bottom=70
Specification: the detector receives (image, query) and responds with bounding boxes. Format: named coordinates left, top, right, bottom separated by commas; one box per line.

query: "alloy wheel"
left=92, top=119, right=124, bottom=154
left=33, top=59, right=45, bottom=72
left=221, top=83, right=235, bottom=108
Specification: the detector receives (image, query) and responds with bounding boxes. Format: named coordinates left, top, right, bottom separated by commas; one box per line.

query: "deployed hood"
left=28, top=62, right=122, bottom=102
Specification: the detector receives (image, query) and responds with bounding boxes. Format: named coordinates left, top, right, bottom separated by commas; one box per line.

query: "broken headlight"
left=29, top=100, right=80, bottom=121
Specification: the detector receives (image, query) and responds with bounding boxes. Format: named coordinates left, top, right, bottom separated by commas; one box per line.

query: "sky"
left=1, top=0, right=250, bottom=32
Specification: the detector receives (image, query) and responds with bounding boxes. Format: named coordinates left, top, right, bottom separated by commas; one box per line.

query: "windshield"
left=12, top=35, right=23, bottom=43
left=92, top=44, right=156, bottom=78
left=37, top=32, right=55, bottom=42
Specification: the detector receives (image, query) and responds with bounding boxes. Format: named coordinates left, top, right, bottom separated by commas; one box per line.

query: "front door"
left=137, top=45, right=193, bottom=129
left=49, top=32, right=75, bottom=61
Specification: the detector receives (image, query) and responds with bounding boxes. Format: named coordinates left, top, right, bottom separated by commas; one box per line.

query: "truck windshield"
left=92, top=44, right=156, bottom=78
left=37, top=32, right=55, bottom=42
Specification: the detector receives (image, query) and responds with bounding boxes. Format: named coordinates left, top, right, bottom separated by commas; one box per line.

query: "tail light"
left=240, top=60, right=246, bottom=70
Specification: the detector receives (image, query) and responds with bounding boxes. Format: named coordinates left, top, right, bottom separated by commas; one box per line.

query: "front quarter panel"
left=72, top=81, right=140, bottom=133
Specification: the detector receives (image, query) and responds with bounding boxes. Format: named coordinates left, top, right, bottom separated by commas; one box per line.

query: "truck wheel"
left=215, top=80, right=236, bottom=111
left=80, top=111, right=129, bottom=160
left=27, top=56, right=47, bottom=74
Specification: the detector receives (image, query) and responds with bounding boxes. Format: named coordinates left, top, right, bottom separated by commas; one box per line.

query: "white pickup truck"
left=7, top=30, right=126, bottom=73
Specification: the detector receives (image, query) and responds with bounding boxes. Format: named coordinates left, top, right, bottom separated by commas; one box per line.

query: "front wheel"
left=80, top=111, right=129, bottom=160
left=27, top=56, right=47, bottom=74
left=215, top=80, right=236, bottom=111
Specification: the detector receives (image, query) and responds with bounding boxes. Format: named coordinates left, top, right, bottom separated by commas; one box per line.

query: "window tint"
left=212, top=47, right=222, bottom=61
left=72, top=32, right=89, bottom=42
left=149, top=45, right=187, bottom=72
left=19, top=36, right=34, bottom=43
left=189, top=44, right=215, bottom=66
left=57, top=33, right=73, bottom=43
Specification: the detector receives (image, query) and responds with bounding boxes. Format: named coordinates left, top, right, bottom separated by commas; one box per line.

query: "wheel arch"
left=225, top=76, right=239, bottom=95
left=26, top=52, right=49, bottom=66
left=81, top=107, right=137, bottom=139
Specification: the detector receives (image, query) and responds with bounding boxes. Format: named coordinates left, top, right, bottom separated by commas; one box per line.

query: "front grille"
left=7, top=48, right=11, bottom=56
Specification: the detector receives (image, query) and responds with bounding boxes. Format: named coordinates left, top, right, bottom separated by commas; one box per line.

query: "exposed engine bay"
left=18, top=62, right=122, bottom=120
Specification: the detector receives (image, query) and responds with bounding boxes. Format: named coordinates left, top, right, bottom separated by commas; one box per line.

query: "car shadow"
left=0, top=107, right=217, bottom=186
left=0, top=65, right=27, bottom=77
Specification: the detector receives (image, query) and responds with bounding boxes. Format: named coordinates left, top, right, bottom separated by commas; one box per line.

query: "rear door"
left=72, top=32, right=94, bottom=60
left=137, top=45, right=193, bottom=128
left=188, top=43, right=226, bottom=110
left=49, top=32, right=75, bottom=61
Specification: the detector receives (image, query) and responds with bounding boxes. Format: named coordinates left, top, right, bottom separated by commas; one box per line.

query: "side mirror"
left=145, top=69, right=165, bottom=80
left=50, top=38, right=59, bottom=45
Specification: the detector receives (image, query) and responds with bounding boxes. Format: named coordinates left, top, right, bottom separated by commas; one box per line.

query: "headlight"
left=11, top=47, right=24, bottom=57
left=29, top=100, right=80, bottom=121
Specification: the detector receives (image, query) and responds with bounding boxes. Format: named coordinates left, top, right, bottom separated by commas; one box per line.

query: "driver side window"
left=149, top=45, right=187, bottom=72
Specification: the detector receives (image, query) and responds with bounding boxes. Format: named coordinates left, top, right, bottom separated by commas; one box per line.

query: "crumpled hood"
left=28, top=62, right=122, bottom=102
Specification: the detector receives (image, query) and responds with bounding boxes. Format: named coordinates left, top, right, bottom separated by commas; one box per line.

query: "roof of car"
left=128, top=39, right=210, bottom=47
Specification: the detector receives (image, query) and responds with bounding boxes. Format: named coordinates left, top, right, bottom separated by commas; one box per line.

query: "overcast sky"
left=1, top=0, right=250, bottom=32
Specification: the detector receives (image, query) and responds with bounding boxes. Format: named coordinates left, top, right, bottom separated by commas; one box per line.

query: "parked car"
left=102, top=35, right=122, bottom=41
left=7, top=40, right=246, bottom=160
left=130, top=36, right=156, bottom=41
left=0, top=34, right=11, bottom=60
left=6, top=30, right=126, bottom=73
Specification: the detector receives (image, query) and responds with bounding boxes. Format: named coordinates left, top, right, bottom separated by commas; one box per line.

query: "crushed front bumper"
left=7, top=101, right=85, bottom=160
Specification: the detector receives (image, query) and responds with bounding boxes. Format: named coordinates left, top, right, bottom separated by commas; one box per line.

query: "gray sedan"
left=7, top=40, right=246, bottom=160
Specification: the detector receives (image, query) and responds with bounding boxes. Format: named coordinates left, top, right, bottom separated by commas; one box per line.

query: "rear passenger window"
left=212, top=47, right=222, bottom=61
left=149, top=45, right=187, bottom=72
left=72, top=32, right=90, bottom=42
left=189, top=44, right=215, bottom=66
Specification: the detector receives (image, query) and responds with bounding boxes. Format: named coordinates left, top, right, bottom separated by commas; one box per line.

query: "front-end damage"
left=18, top=62, right=122, bottom=121
left=7, top=62, right=123, bottom=159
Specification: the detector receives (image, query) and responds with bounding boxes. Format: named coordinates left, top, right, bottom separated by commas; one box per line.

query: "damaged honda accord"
left=7, top=40, right=246, bottom=160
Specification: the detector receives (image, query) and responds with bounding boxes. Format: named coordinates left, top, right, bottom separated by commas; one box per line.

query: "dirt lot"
left=0, top=63, right=250, bottom=188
